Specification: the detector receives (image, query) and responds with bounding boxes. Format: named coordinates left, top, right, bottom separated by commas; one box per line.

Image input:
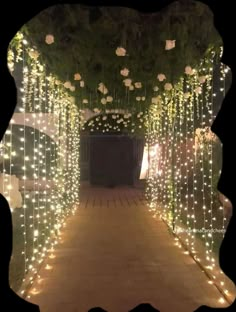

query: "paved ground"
left=28, top=185, right=229, bottom=312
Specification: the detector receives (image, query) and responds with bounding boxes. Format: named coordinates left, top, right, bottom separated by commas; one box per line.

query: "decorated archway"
left=1, top=1, right=235, bottom=309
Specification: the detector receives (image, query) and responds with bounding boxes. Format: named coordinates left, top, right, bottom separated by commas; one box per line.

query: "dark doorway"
left=86, top=133, right=144, bottom=187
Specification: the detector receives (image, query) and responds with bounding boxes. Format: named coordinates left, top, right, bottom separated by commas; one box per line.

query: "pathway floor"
left=29, top=185, right=228, bottom=312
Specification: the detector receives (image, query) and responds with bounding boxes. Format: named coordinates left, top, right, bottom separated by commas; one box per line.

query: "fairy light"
left=208, top=59, right=215, bottom=267
left=146, top=47, right=233, bottom=304
left=22, top=44, right=28, bottom=279
left=175, top=80, right=184, bottom=231
left=3, top=31, right=80, bottom=295
left=5, top=26, right=234, bottom=305
left=199, top=79, right=208, bottom=261
left=188, top=76, right=196, bottom=253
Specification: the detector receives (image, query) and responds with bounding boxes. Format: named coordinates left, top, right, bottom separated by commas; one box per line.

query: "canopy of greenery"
left=21, top=1, right=221, bottom=106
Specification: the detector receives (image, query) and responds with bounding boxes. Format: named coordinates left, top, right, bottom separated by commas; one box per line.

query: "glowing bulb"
left=218, top=298, right=225, bottom=304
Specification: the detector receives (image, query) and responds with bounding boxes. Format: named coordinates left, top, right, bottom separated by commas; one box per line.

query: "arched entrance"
left=81, top=113, right=144, bottom=186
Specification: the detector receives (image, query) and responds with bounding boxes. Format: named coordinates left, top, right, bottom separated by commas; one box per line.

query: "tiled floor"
left=28, top=185, right=229, bottom=312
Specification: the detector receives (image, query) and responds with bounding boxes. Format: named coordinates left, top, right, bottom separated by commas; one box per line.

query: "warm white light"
left=218, top=298, right=225, bottom=304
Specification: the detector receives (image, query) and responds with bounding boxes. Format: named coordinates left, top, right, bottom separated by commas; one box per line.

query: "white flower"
left=45, top=34, right=54, bottom=45
left=80, top=80, right=85, bottom=87
left=102, top=116, right=107, bottom=120
left=195, top=86, right=202, bottom=94
left=141, top=96, right=145, bottom=101
left=123, top=79, right=132, bottom=87
left=101, top=98, right=107, bottom=105
left=55, top=80, right=61, bottom=85
left=64, top=81, right=71, bottom=89
left=115, top=47, right=126, bottom=56
left=185, top=66, right=194, bottom=75
left=74, top=73, right=81, bottom=81
left=136, top=97, right=141, bottom=101
left=70, top=85, right=75, bottom=92
left=82, top=99, right=88, bottom=104
left=128, top=85, right=134, bottom=91
left=28, top=49, right=40, bottom=60
left=134, top=82, right=142, bottom=88
left=198, top=76, right=206, bottom=83
left=106, top=96, right=113, bottom=102
left=157, top=74, right=166, bottom=82
left=153, top=86, right=159, bottom=92
left=165, top=40, right=176, bottom=50
left=184, top=92, right=191, bottom=99
left=98, top=82, right=108, bottom=94
left=93, top=108, right=100, bottom=113
left=164, top=83, right=173, bottom=91
left=120, top=68, right=129, bottom=76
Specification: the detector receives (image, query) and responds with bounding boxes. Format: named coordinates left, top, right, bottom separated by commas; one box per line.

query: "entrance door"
left=90, top=134, right=134, bottom=186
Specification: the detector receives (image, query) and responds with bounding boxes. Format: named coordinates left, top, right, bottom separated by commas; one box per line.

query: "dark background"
left=90, top=135, right=134, bottom=186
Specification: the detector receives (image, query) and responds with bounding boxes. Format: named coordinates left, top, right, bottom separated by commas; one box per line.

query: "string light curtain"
left=3, top=13, right=233, bottom=305
left=145, top=48, right=233, bottom=303
left=1, top=32, right=80, bottom=295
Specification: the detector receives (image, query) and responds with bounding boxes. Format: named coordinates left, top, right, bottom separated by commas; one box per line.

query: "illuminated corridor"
left=2, top=3, right=236, bottom=312
left=28, top=185, right=228, bottom=312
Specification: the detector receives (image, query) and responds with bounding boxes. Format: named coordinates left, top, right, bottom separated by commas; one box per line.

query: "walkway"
left=28, top=185, right=227, bottom=312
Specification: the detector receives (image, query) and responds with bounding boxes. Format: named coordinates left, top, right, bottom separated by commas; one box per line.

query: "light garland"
left=3, top=18, right=234, bottom=306
left=145, top=48, right=234, bottom=303
left=1, top=32, right=80, bottom=296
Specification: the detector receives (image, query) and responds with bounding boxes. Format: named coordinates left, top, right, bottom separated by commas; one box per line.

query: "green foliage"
left=22, top=2, right=222, bottom=101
